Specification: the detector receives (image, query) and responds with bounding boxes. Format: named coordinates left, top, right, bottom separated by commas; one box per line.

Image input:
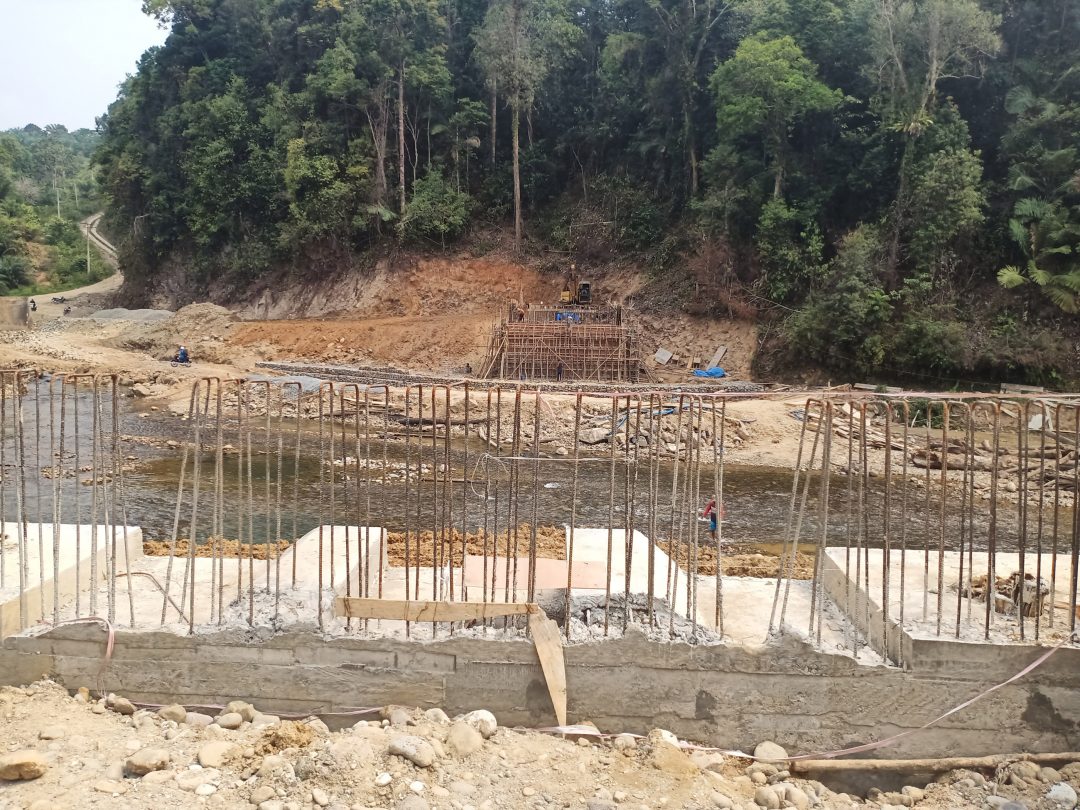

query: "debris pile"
left=110, top=303, right=239, bottom=364
left=1, top=679, right=1078, bottom=810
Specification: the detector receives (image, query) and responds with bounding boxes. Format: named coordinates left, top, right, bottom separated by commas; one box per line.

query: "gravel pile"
left=91, top=308, right=174, bottom=323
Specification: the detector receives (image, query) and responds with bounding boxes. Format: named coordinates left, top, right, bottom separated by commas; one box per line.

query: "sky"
left=0, top=0, right=168, bottom=131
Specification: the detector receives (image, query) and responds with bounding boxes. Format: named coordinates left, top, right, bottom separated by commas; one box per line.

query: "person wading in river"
left=703, top=497, right=725, bottom=544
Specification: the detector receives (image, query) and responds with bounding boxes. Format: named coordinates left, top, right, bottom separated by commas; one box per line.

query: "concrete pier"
left=2, top=528, right=1079, bottom=757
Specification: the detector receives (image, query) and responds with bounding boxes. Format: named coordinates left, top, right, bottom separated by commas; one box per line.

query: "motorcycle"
left=51, top=296, right=66, bottom=304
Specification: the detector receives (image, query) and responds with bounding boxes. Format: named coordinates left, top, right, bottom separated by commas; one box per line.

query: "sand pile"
left=109, top=303, right=239, bottom=363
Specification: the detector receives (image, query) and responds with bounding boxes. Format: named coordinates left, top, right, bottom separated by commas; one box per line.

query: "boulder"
left=0, top=751, right=49, bottom=780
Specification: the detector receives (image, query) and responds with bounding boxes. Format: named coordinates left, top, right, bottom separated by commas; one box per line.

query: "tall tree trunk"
left=772, top=159, right=784, bottom=199
left=512, top=100, right=522, bottom=252
left=887, top=137, right=914, bottom=277
left=490, top=80, right=497, bottom=165
left=398, top=61, right=407, bottom=215
left=684, top=104, right=698, bottom=195
left=690, top=144, right=699, bottom=196
left=367, top=99, right=390, bottom=215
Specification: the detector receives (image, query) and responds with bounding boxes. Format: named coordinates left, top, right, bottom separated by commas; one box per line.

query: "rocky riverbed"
left=0, top=680, right=1077, bottom=810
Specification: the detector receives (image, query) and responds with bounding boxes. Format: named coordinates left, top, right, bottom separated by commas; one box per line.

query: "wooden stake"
left=791, top=752, right=1080, bottom=775
left=528, top=609, right=568, bottom=726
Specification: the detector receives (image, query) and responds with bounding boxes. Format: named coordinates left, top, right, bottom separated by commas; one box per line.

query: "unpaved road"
left=25, top=214, right=123, bottom=325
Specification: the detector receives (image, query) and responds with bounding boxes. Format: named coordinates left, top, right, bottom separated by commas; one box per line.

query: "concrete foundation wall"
left=3, top=622, right=1079, bottom=759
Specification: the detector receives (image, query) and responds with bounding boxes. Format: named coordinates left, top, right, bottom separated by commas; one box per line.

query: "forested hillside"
left=97, top=0, right=1080, bottom=385
left=0, top=126, right=112, bottom=295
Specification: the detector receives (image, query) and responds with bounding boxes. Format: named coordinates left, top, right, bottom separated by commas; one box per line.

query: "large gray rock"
left=447, top=722, right=483, bottom=757
left=578, top=427, right=611, bottom=445
left=423, top=708, right=450, bottom=724
left=197, top=741, right=238, bottom=768
left=753, top=741, right=789, bottom=764
left=175, top=767, right=220, bottom=791
left=250, top=786, right=277, bottom=805
left=776, top=783, right=809, bottom=810
left=110, top=697, right=136, bottom=715
left=124, top=747, right=170, bottom=776
left=215, top=712, right=243, bottom=730
left=389, top=735, right=436, bottom=768
left=1047, top=783, right=1079, bottom=807
left=157, top=704, right=187, bottom=723
left=226, top=700, right=257, bottom=722
left=753, top=786, right=781, bottom=810
left=462, top=710, right=498, bottom=739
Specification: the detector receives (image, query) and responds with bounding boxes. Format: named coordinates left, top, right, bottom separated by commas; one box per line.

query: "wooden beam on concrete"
left=334, top=596, right=569, bottom=727
left=333, top=597, right=537, bottom=622
left=528, top=610, right=568, bottom=726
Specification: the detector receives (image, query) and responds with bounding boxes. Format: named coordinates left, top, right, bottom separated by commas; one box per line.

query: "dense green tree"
left=474, top=0, right=578, bottom=250
left=86, top=0, right=1080, bottom=383
left=711, top=34, right=840, bottom=200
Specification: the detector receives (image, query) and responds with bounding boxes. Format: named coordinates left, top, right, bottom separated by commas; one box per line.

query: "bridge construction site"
left=1, top=370, right=1080, bottom=777
left=478, top=289, right=649, bottom=382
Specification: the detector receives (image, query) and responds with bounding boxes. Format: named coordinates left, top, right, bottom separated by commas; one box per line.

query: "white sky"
left=0, top=0, right=168, bottom=131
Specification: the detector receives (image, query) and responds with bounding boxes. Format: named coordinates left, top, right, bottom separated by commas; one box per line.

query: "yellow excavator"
left=559, top=264, right=592, bottom=306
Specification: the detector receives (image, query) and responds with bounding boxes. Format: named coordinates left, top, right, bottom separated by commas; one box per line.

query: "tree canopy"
left=95, top=0, right=1080, bottom=384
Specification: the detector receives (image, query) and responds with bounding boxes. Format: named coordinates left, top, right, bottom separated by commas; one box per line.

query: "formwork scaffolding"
left=480, top=320, right=645, bottom=381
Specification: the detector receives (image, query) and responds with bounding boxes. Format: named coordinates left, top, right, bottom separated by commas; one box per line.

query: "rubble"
left=3, top=679, right=1074, bottom=809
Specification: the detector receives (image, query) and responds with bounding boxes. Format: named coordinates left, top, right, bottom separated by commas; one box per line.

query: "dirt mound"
left=110, top=302, right=240, bottom=364
left=256, top=720, right=316, bottom=754
left=91, top=307, right=173, bottom=322
left=143, top=538, right=290, bottom=559
left=231, top=313, right=491, bottom=372
left=385, top=524, right=565, bottom=567
left=241, top=256, right=563, bottom=321
left=656, top=541, right=815, bottom=579
left=230, top=256, right=568, bottom=371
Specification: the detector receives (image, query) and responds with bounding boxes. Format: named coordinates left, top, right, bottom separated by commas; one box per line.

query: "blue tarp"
left=692, top=367, right=727, bottom=378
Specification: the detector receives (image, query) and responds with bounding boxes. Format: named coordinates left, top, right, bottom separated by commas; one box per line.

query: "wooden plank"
left=334, top=597, right=537, bottom=622
left=528, top=611, right=568, bottom=726
left=793, top=752, right=1080, bottom=775
left=1001, top=383, right=1046, bottom=394
left=852, top=383, right=903, bottom=393
left=707, top=345, right=728, bottom=369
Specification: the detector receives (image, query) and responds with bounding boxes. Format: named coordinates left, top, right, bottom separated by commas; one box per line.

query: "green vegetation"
left=96, top=0, right=1080, bottom=384
left=0, top=126, right=112, bottom=296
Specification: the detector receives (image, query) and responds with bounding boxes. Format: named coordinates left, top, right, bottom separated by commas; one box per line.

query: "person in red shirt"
left=703, top=498, right=725, bottom=543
